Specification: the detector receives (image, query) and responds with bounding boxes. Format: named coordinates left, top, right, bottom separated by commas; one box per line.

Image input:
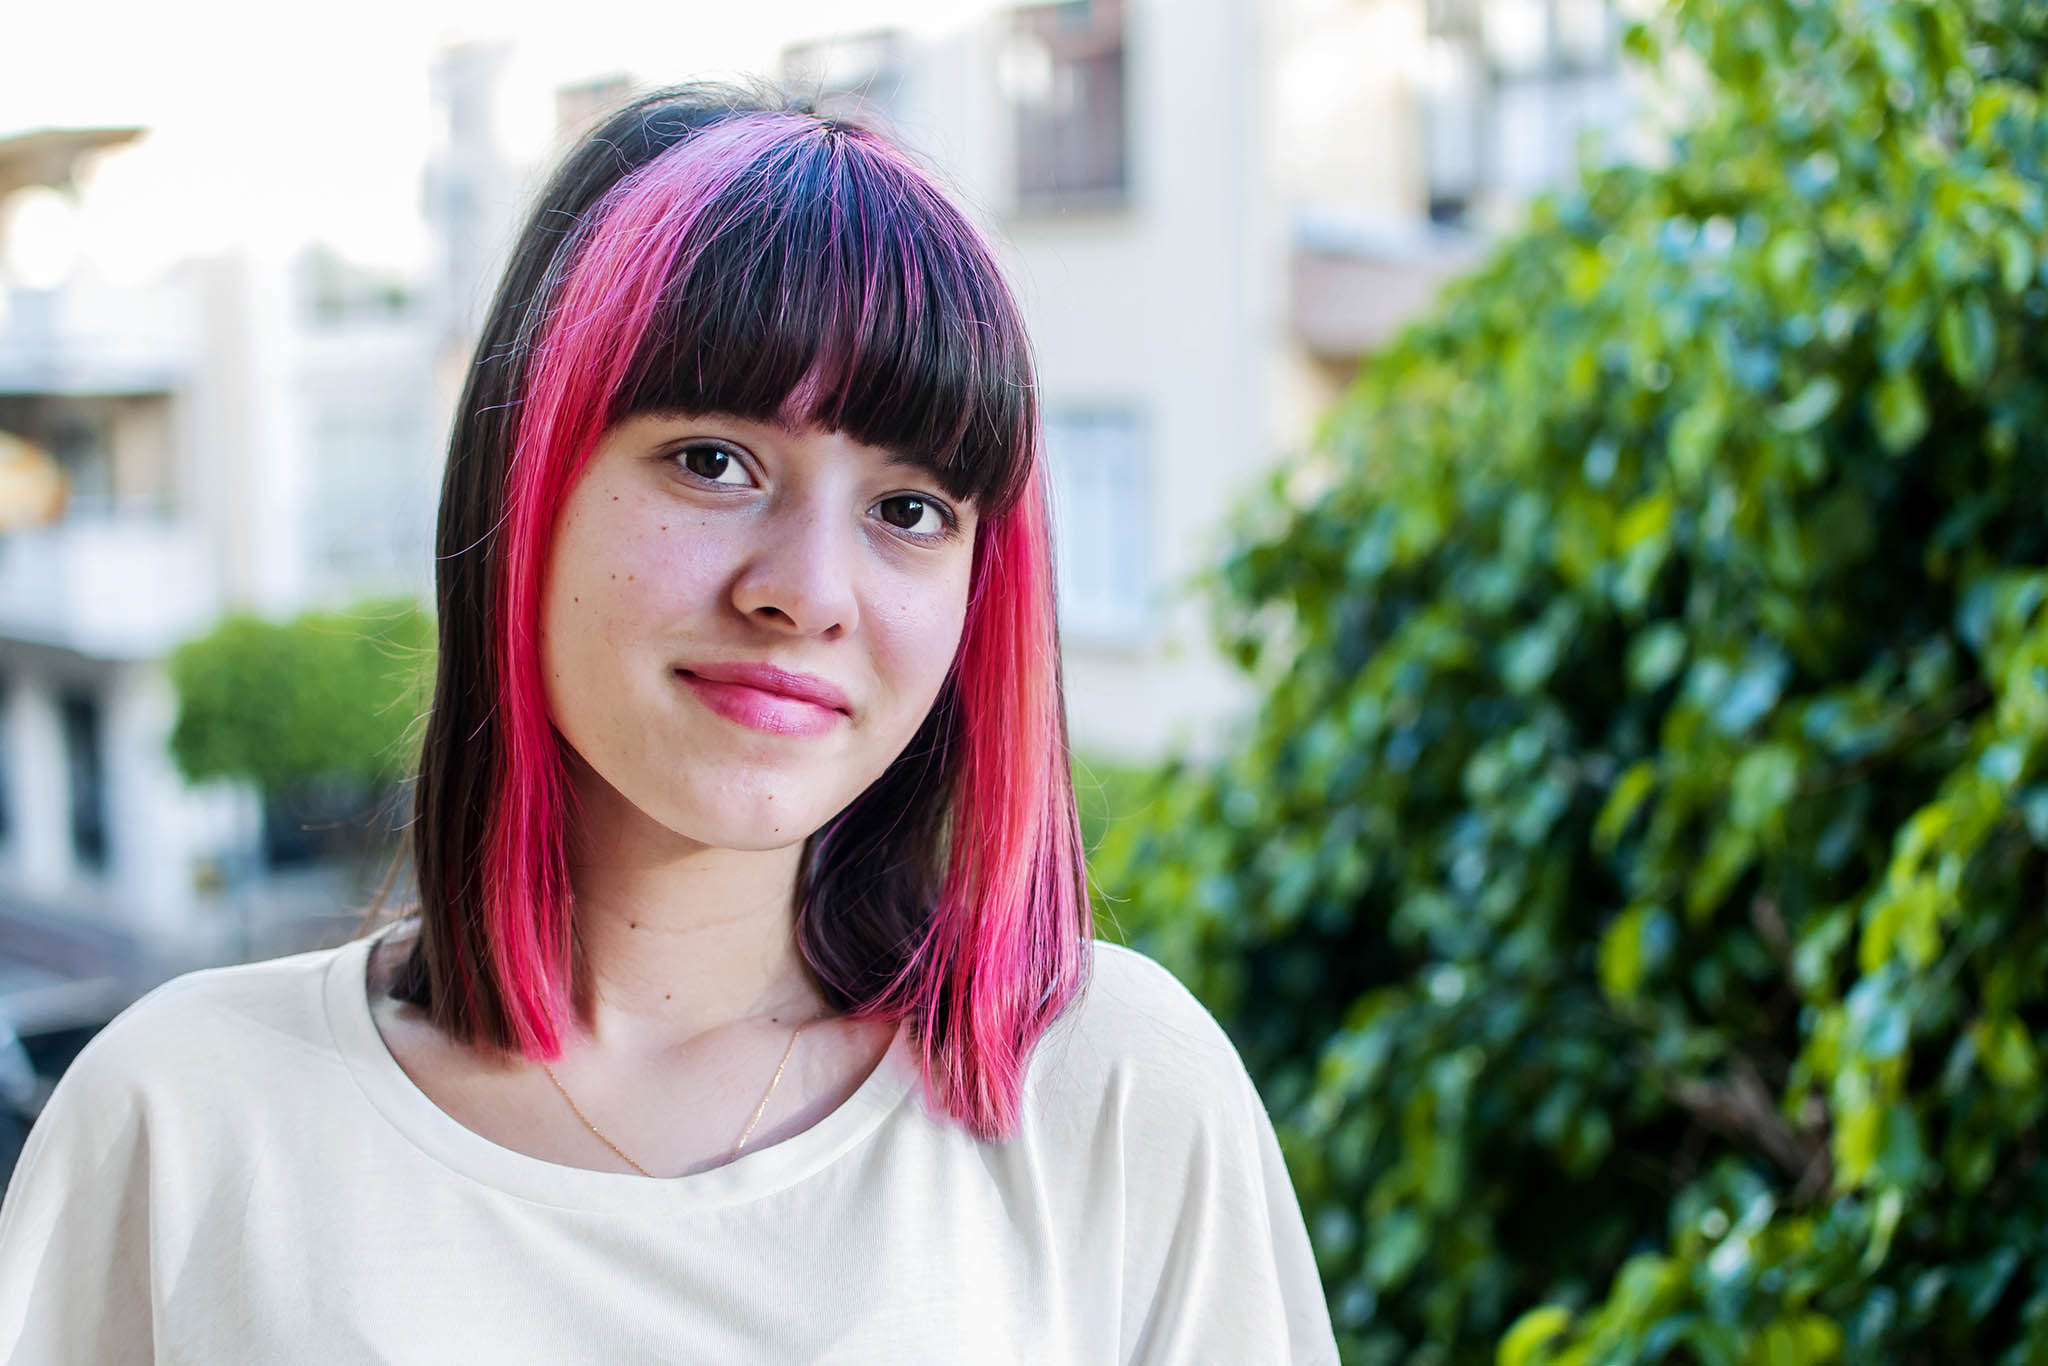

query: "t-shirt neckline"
left=323, top=923, right=919, bottom=1213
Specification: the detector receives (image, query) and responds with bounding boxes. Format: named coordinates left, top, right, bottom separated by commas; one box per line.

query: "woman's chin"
left=687, top=821, right=821, bottom=854
left=651, top=795, right=838, bottom=854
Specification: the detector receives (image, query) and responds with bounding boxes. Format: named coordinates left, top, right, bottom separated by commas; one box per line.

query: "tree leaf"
left=1872, top=370, right=1930, bottom=452
left=1595, top=762, right=1658, bottom=850
left=1937, top=292, right=1997, bottom=391
left=1971, top=1016, right=2040, bottom=1089
left=1498, top=1306, right=1574, bottom=1366
left=1771, top=376, right=1842, bottom=432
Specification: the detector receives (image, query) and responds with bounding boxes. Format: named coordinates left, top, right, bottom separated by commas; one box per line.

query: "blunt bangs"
left=613, top=125, right=1035, bottom=513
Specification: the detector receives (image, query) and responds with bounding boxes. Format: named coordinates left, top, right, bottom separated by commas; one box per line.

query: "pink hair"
left=886, top=462, right=1089, bottom=1136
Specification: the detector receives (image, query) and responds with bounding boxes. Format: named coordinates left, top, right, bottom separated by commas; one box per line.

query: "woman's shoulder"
left=1068, top=939, right=1242, bottom=1057
left=1029, top=954, right=1336, bottom=1361
left=1027, top=938, right=1260, bottom=1129
left=38, top=934, right=366, bottom=1131
left=101, top=934, right=352, bottom=1048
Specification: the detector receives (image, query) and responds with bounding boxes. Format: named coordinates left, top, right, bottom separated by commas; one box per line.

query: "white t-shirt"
left=0, top=929, right=1338, bottom=1364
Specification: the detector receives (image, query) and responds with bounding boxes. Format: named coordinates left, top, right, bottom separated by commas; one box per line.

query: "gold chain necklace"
left=541, top=1017, right=819, bottom=1177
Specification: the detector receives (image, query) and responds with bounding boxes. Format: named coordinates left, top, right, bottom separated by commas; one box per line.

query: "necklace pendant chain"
left=542, top=1018, right=817, bottom=1178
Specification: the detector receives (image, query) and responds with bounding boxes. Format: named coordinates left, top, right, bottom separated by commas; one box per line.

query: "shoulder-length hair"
left=390, top=85, right=1091, bottom=1142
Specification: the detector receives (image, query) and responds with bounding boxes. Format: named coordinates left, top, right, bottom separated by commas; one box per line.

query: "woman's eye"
left=677, top=443, right=751, bottom=485
left=876, top=494, right=951, bottom=538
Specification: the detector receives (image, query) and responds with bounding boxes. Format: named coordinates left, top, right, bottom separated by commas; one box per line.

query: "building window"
left=1003, top=0, right=1129, bottom=212
left=781, top=30, right=908, bottom=127
left=58, top=689, right=105, bottom=872
left=1421, top=0, right=1485, bottom=225
left=1044, top=410, right=1149, bottom=640
left=0, top=673, right=10, bottom=847
left=260, top=779, right=381, bottom=870
left=555, top=74, right=637, bottom=140
left=47, top=414, right=112, bottom=512
left=306, top=400, right=435, bottom=589
left=0, top=396, right=114, bottom=516
left=300, top=247, right=417, bottom=327
left=1421, top=0, right=1622, bottom=228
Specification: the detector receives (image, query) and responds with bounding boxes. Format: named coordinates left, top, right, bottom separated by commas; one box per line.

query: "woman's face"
left=538, top=411, right=978, bottom=853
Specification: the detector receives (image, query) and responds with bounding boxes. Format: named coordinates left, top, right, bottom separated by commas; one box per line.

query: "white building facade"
left=0, top=132, right=443, bottom=993
left=0, top=0, right=1638, bottom=988
left=776, top=0, right=1639, bottom=758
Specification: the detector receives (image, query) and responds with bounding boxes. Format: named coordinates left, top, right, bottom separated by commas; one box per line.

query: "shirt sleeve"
left=1122, top=1051, right=1340, bottom=1366
left=1245, top=1067, right=1343, bottom=1365
left=0, top=1025, right=158, bottom=1364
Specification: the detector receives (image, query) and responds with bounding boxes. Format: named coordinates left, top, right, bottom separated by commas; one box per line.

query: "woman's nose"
left=728, top=501, right=860, bottom=638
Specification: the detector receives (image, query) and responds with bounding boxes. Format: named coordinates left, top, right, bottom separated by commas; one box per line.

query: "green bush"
left=167, top=599, right=432, bottom=796
left=1091, top=1, right=2048, bottom=1361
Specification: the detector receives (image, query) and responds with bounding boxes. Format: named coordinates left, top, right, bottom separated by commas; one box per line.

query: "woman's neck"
left=563, top=781, right=830, bottom=1052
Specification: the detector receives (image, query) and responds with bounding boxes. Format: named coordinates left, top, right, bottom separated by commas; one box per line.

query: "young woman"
left=0, top=87, right=1338, bottom=1363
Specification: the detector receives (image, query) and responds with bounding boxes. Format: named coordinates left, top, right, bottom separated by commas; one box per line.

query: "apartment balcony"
left=1288, top=213, right=1485, bottom=360
left=0, top=286, right=185, bottom=399
left=0, top=516, right=218, bottom=659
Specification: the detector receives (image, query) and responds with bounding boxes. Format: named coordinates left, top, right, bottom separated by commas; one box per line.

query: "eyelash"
left=665, top=441, right=962, bottom=544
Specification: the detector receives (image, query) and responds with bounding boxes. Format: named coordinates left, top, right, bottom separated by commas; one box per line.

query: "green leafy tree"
left=168, top=599, right=431, bottom=811
left=1091, top=1, right=2048, bottom=1360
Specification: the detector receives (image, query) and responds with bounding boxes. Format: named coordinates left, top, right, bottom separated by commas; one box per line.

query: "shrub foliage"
left=1092, top=1, right=2048, bottom=1361
left=167, top=599, right=431, bottom=795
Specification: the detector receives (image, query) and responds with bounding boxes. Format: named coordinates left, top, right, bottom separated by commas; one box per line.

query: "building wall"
left=0, top=0, right=1643, bottom=963
left=0, top=148, right=444, bottom=956
left=770, top=0, right=1628, bottom=760
left=808, top=0, right=1277, bottom=760
left=1013, top=0, right=1273, bottom=760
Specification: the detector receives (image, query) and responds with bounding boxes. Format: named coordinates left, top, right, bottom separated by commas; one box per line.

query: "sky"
left=3, top=0, right=980, bottom=275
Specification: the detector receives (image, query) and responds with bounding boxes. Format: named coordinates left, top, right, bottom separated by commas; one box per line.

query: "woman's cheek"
left=622, top=514, right=731, bottom=612
left=875, top=578, right=970, bottom=703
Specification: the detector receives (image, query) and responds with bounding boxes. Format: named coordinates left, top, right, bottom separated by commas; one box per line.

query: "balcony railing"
left=0, top=515, right=218, bottom=658
left=0, top=286, right=185, bottom=398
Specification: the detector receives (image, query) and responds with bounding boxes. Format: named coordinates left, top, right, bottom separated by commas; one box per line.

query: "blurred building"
left=777, top=0, right=1640, bottom=759
left=0, top=129, right=442, bottom=1031
left=0, top=0, right=1637, bottom=1053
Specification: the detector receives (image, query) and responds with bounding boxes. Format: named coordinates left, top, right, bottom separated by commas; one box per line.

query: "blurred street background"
left=0, top=0, right=1641, bottom=1143
left=7, top=0, right=2047, bottom=1360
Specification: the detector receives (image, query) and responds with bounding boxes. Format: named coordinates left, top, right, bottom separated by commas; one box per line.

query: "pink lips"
left=676, top=662, right=851, bottom=737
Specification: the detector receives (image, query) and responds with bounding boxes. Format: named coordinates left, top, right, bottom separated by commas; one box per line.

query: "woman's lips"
left=676, top=669, right=847, bottom=737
